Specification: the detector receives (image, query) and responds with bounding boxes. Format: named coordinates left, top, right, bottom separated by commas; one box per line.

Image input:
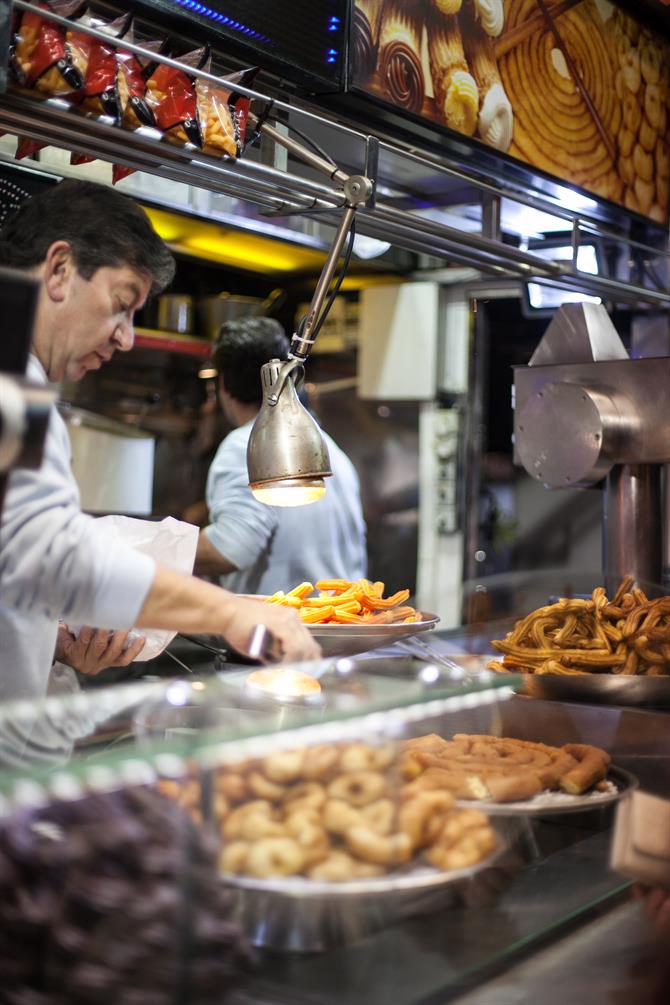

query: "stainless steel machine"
left=513, top=302, right=670, bottom=588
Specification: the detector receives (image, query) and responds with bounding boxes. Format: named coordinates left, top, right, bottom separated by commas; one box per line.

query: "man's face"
left=48, top=260, right=152, bottom=383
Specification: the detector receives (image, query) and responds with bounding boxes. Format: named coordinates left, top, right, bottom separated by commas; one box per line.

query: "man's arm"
left=194, top=528, right=239, bottom=577
left=136, top=565, right=320, bottom=663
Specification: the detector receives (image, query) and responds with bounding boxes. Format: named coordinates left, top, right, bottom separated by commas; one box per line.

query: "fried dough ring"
left=219, top=841, right=249, bottom=874
left=284, top=811, right=331, bottom=866
left=215, top=771, right=248, bottom=802
left=282, top=782, right=326, bottom=813
left=262, top=750, right=305, bottom=784
left=307, top=850, right=384, bottom=882
left=223, top=801, right=285, bottom=841
left=361, top=798, right=396, bottom=836
left=245, top=837, right=305, bottom=878
left=301, top=745, right=339, bottom=781
left=323, top=798, right=364, bottom=835
left=340, top=742, right=395, bottom=773
left=345, top=826, right=412, bottom=866
left=398, top=791, right=454, bottom=849
left=248, top=771, right=286, bottom=801
left=327, top=771, right=387, bottom=807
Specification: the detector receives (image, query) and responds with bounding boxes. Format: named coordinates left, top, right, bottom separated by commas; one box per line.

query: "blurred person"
left=194, top=317, right=367, bottom=594
left=0, top=180, right=320, bottom=704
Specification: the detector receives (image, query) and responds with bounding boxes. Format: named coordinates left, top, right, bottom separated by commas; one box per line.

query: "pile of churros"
left=264, top=579, right=422, bottom=626
left=489, top=577, right=670, bottom=677
left=158, top=740, right=496, bottom=881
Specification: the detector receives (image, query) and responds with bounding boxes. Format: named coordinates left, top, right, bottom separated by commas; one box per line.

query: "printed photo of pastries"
left=352, top=0, right=670, bottom=223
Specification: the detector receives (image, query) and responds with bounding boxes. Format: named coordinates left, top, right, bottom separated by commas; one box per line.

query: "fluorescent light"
left=352, top=234, right=391, bottom=259
left=527, top=244, right=600, bottom=308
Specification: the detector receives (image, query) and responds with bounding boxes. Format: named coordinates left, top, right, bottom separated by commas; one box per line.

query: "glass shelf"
left=0, top=658, right=515, bottom=806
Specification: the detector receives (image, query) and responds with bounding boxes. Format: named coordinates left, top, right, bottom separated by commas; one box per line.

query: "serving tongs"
left=177, top=624, right=281, bottom=665
left=395, top=635, right=473, bottom=679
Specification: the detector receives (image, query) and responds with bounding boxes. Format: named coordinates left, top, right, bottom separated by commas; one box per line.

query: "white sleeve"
left=0, top=408, right=155, bottom=629
left=204, top=430, right=278, bottom=569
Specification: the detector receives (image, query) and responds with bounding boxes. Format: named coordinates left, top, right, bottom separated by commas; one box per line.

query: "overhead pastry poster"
left=352, top=0, right=670, bottom=223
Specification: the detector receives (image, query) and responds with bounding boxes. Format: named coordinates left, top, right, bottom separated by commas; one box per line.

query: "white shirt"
left=0, top=356, right=156, bottom=703
left=204, top=419, right=366, bottom=596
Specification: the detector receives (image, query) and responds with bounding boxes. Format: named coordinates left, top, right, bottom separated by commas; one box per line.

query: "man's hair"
left=0, top=178, right=175, bottom=295
left=212, top=317, right=290, bottom=405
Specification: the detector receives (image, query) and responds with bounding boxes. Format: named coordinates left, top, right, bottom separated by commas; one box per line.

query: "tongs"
left=396, top=635, right=471, bottom=678
left=177, top=624, right=281, bottom=664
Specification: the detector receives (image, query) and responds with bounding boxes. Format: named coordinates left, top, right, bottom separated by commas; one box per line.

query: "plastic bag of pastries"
left=195, top=65, right=257, bottom=159
left=144, top=44, right=209, bottom=148
left=111, top=28, right=164, bottom=183
left=67, top=8, right=132, bottom=119
left=116, top=30, right=163, bottom=132
left=12, top=0, right=87, bottom=97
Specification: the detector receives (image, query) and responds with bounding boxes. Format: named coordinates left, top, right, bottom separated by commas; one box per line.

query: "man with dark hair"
left=195, top=317, right=367, bottom=594
left=0, top=180, right=319, bottom=702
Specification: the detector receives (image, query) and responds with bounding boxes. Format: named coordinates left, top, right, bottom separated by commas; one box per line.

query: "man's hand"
left=137, top=566, right=322, bottom=664
left=55, top=624, right=146, bottom=675
left=221, top=595, right=322, bottom=663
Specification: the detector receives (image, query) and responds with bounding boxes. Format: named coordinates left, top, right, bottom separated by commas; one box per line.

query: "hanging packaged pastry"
left=112, top=31, right=163, bottom=184
left=144, top=45, right=208, bottom=147
left=195, top=66, right=257, bottom=159
left=116, top=31, right=163, bottom=132
left=67, top=9, right=131, bottom=119
left=12, top=0, right=86, bottom=97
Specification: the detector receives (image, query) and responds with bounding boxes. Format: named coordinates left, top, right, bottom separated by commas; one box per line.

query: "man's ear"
left=43, top=241, right=75, bottom=303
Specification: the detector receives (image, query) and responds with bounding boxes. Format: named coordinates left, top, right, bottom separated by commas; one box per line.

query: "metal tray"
left=222, top=839, right=502, bottom=952
left=454, top=764, right=637, bottom=816
left=190, top=613, right=440, bottom=661
left=514, top=671, right=670, bottom=708
left=309, top=613, right=440, bottom=657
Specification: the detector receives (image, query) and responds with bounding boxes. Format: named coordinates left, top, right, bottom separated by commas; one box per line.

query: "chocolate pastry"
left=0, top=786, right=254, bottom=1003
left=378, top=1, right=425, bottom=114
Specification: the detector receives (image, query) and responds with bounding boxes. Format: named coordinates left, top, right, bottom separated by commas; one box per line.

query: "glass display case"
left=0, top=642, right=649, bottom=1004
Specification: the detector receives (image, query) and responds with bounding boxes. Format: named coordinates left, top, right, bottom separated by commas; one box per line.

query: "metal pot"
left=156, top=294, right=194, bottom=334
left=197, top=288, right=284, bottom=341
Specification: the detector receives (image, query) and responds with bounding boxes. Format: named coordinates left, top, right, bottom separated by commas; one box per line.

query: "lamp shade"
left=247, top=359, right=332, bottom=506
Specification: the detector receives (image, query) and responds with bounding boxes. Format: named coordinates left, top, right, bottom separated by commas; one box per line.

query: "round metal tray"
left=222, top=838, right=501, bottom=952
left=454, top=764, right=637, bottom=816
left=516, top=671, right=670, bottom=708
left=309, top=613, right=440, bottom=657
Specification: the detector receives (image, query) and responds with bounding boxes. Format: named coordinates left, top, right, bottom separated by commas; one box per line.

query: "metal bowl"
left=222, top=839, right=502, bottom=952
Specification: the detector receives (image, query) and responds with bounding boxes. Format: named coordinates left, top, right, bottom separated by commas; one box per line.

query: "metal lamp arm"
left=251, top=114, right=373, bottom=361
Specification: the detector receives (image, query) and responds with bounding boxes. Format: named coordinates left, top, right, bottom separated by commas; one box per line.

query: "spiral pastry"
left=378, top=1, right=425, bottom=115
left=352, top=0, right=384, bottom=82
left=427, top=1, right=479, bottom=135
left=498, top=0, right=621, bottom=204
